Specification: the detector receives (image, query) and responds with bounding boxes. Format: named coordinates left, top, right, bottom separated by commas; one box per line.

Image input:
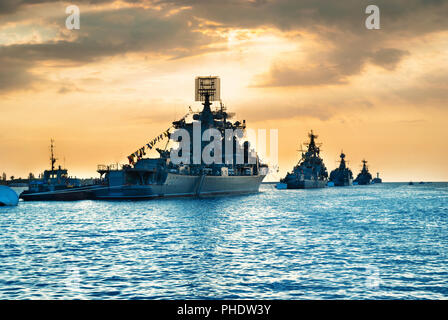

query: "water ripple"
left=0, top=183, right=447, bottom=299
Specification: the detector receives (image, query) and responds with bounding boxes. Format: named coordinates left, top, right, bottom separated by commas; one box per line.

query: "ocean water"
left=0, top=183, right=447, bottom=300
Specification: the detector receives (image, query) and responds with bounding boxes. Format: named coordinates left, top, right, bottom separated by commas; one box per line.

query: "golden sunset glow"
left=1, top=0, right=447, bottom=181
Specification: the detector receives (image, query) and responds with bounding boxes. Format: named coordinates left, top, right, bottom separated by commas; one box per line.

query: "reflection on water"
left=1, top=183, right=448, bottom=299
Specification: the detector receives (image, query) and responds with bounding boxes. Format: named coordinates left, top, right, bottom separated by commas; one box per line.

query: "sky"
left=0, top=0, right=447, bottom=181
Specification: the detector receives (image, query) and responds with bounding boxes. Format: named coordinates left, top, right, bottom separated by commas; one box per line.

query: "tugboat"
left=20, top=140, right=101, bottom=201
left=92, top=76, right=268, bottom=199
left=280, top=130, right=328, bottom=189
left=372, top=172, right=382, bottom=184
left=354, top=159, right=373, bottom=185
left=329, top=152, right=353, bottom=186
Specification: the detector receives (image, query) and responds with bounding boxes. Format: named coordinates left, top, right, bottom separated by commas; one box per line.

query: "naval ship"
left=93, top=76, right=268, bottom=199
left=20, top=140, right=102, bottom=201
left=280, top=131, right=328, bottom=189
left=372, top=172, right=382, bottom=184
left=354, top=159, right=373, bottom=185
left=329, top=152, right=353, bottom=186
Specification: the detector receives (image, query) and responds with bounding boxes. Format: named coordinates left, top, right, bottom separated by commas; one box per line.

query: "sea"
left=0, top=183, right=447, bottom=299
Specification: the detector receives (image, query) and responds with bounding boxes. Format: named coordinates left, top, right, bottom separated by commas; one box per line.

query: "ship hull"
left=92, top=173, right=266, bottom=200
left=331, top=178, right=353, bottom=187
left=20, top=174, right=266, bottom=201
left=354, top=179, right=371, bottom=185
left=20, top=185, right=103, bottom=201
left=285, top=179, right=327, bottom=189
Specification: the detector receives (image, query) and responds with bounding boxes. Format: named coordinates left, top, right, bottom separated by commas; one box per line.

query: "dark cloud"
left=0, top=6, right=222, bottom=92
left=369, top=48, right=409, bottom=71
left=5, top=0, right=448, bottom=33
left=0, top=0, right=114, bottom=15
left=1, top=7, right=218, bottom=61
left=1, top=0, right=447, bottom=92
left=255, top=47, right=410, bottom=87
left=155, top=0, right=448, bottom=35
left=0, top=57, right=37, bottom=93
left=0, top=0, right=20, bottom=15
left=156, top=0, right=446, bottom=87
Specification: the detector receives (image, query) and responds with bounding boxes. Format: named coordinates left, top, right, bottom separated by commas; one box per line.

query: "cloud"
left=253, top=63, right=349, bottom=87
left=389, top=69, right=448, bottom=106
left=0, top=1, right=113, bottom=15
left=0, top=57, right=37, bottom=93
left=369, top=48, right=409, bottom=71
left=0, top=5, right=223, bottom=92
left=153, top=0, right=444, bottom=87
left=254, top=46, right=410, bottom=87
left=1, top=0, right=447, bottom=92
left=1, top=7, right=219, bottom=60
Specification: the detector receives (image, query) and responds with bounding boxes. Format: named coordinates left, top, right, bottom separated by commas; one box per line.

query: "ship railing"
left=108, top=163, right=122, bottom=171
left=97, top=164, right=123, bottom=172
left=97, top=164, right=109, bottom=172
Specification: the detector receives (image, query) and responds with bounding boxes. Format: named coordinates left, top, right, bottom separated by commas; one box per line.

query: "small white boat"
left=0, top=186, right=19, bottom=206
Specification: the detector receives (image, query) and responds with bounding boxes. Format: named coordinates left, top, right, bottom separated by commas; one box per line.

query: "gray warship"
left=280, top=130, right=328, bottom=189
left=372, top=172, right=382, bottom=184
left=94, top=76, right=268, bottom=199
left=354, top=159, right=373, bottom=185
left=329, top=152, right=353, bottom=186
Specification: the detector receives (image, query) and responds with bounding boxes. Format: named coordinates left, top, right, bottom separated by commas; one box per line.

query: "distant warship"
left=329, top=152, right=353, bottom=186
left=372, top=172, right=382, bottom=184
left=280, top=130, right=328, bottom=189
left=354, top=159, right=373, bottom=185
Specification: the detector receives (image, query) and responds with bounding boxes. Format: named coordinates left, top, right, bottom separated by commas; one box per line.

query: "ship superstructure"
left=280, top=130, right=328, bottom=189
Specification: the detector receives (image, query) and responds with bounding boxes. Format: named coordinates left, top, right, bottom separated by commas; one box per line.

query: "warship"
left=354, top=159, right=373, bottom=185
left=92, top=76, right=268, bottom=199
left=329, top=152, right=353, bottom=186
left=279, top=130, right=328, bottom=189
left=20, top=140, right=102, bottom=201
left=372, top=172, right=382, bottom=184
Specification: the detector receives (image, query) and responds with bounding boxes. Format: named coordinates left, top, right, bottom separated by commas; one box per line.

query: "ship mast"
left=339, top=151, right=346, bottom=169
left=200, top=91, right=214, bottom=125
left=50, top=139, right=57, bottom=172
left=305, top=130, right=321, bottom=156
left=362, top=159, right=368, bottom=170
